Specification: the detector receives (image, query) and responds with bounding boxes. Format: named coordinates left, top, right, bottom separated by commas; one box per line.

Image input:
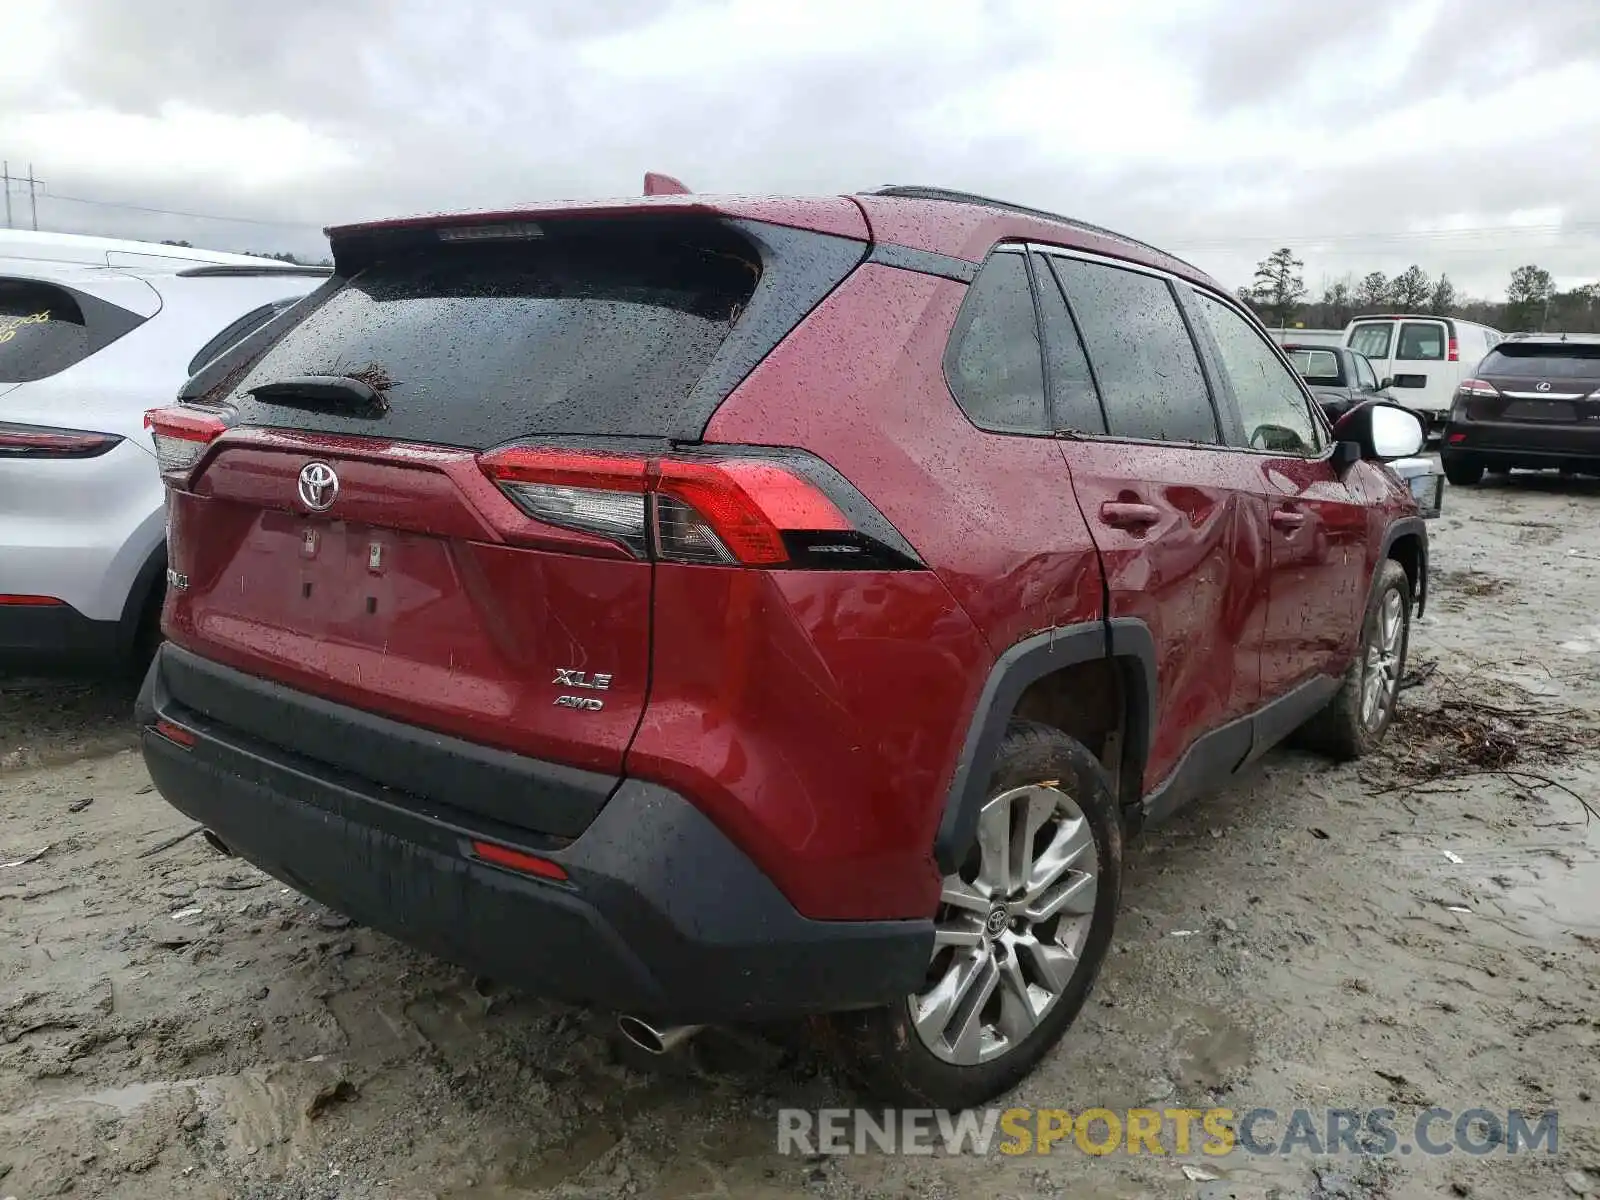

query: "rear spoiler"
left=323, top=196, right=869, bottom=277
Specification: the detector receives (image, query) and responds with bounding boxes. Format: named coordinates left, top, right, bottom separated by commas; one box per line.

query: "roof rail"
left=863, top=185, right=1204, bottom=272
left=175, top=263, right=332, bottom=279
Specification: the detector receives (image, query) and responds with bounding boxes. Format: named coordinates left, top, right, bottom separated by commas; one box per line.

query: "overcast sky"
left=3, top=0, right=1598, bottom=299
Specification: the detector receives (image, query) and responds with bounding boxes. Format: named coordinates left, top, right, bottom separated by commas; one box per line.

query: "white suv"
left=0, top=230, right=325, bottom=669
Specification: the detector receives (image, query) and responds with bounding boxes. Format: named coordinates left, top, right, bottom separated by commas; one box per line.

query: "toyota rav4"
left=138, top=185, right=1429, bottom=1108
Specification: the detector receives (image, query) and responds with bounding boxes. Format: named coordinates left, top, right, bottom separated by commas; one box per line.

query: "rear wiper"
left=248, top=375, right=388, bottom=416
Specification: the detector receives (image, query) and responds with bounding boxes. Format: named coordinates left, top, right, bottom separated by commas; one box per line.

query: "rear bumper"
left=0, top=598, right=123, bottom=666
left=135, top=646, right=931, bottom=1022
left=1444, top=420, right=1600, bottom=466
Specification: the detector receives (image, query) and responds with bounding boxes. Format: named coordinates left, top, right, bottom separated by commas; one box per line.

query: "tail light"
left=1448, top=336, right=1459, bottom=362
left=1457, top=379, right=1499, bottom=398
left=477, top=445, right=922, bottom=570
left=144, top=406, right=229, bottom=486
left=0, top=421, right=121, bottom=459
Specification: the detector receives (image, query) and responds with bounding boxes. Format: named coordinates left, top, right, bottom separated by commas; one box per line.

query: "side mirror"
left=1331, top=401, right=1425, bottom=463
left=1379, top=377, right=1394, bottom=391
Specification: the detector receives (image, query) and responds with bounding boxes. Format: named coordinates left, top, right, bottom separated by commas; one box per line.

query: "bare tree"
left=1321, top=279, right=1354, bottom=327
left=1250, top=248, right=1307, bottom=328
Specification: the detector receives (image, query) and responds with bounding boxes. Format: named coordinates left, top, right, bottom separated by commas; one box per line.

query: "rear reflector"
left=144, top=407, right=229, bottom=485
left=152, top=720, right=196, bottom=748
left=470, top=840, right=569, bottom=880
left=1447, top=432, right=1467, bottom=444
left=0, top=594, right=64, bottom=606
left=0, top=421, right=121, bottom=459
left=475, top=444, right=908, bottom=569
left=1458, top=378, right=1500, bottom=398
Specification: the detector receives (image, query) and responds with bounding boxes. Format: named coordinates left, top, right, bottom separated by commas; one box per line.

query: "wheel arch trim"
left=1379, top=516, right=1428, bottom=618
left=934, top=619, right=1157, bottom=873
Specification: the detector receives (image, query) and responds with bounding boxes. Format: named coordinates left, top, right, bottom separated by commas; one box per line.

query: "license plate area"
left=290, top=518, right=423, bottom=640
left=1503, top=400, right=1576, bottom=422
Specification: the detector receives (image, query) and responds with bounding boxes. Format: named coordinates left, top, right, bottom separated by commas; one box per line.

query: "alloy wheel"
left=910, top=783, right=1098, bottom=1065
left=1361, top=587, right=1405, bottom=730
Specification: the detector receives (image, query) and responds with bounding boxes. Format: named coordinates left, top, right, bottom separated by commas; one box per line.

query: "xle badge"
left=553, top=668, right=612, bottom=712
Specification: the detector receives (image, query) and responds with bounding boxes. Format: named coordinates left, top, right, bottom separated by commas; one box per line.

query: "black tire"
left=1442, top=456, right=1483, bottom=486
left=822, top=721, right=1122, bottom=1108
left=1296, top=560, right=1411, bottom=761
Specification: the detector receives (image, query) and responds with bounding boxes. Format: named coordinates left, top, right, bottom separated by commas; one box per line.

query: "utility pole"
left=27, top=163, right=38, bottom=231
left=3, top=162, right=11, bottom=230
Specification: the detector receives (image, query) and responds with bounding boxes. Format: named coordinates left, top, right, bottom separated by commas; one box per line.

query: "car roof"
left=1282, top=343, right=1345, bottom=352
left=0, top=229, right=314, bottom=275
left=1497, top=332, right=1600, bottom=346
left=326, top=183, right=1226, bottom=296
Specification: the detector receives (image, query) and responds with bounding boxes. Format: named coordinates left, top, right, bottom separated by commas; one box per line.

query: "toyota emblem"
left=1536, top=381, right=1552, bottom=392
left=297, top=461, right=339, bottom=511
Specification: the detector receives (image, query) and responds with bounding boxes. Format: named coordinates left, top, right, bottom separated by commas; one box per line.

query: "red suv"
left=138, top=186, right=1428, bottom=1107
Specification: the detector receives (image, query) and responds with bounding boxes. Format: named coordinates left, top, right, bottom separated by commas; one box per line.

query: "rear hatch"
left=149, top=206, right=866, bottom=793
left=1467, top=341, right=1600, bottom=431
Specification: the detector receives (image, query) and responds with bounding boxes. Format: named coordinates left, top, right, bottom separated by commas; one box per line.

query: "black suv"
left=1443, top=333, right=1600, bottom=484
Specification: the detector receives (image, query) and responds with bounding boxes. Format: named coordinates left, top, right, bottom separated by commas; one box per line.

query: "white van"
left=1343, top=315, right=1503, bottom=432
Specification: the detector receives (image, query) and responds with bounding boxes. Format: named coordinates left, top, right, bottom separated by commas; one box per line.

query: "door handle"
left=1100, top=501, right=1161, bottom=530
left=1270, top=508, right=1306, bottom=531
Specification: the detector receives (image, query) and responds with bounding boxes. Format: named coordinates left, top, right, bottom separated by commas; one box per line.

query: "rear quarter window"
left=0, top=278, right=146, bottom=383
left=943, top=251, right=1050, bottom=434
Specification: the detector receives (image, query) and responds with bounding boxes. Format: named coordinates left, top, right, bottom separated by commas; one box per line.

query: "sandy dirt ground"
left=2, top=471, right=1598, bottom=1200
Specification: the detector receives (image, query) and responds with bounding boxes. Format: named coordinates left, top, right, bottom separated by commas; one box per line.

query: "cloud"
left=3, top=0, right=1598, bottom=298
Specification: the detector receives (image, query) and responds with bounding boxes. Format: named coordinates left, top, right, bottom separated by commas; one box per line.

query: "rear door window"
left=1051, top=257, right=1218, bottom=444
left=1194, top=292, right=1324, bottom=456
left=1396, top=321, right=1446, bottom=361
left=1348, top=322, right=1393, bottom=361
left=944, top=250, right=1049, bottom=434
left=216, top=231, right=762, bottom=447
left=0, top=279, right=146, bottom=383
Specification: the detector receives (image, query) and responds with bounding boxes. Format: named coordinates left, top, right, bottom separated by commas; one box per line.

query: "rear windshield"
left=217, top=233, right=761, bottom=447
left=1482, top=342, right=1600, bottom=379
left=1287, top=348, right=1342, bottom=382
left=1348, top=322, right=1392, bottom=361
left=0, top=278, right=146, bottom=383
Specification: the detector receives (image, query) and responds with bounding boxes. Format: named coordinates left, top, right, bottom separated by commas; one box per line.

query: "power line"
left=41, top=189, right=320, bottom=229
left=11, top=166, right=1600, bottom=254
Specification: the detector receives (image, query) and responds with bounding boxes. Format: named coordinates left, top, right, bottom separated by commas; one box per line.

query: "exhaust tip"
left=201, top=829, right=233, bottom=857
left=616, top=1015, right=703, bottom=1055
